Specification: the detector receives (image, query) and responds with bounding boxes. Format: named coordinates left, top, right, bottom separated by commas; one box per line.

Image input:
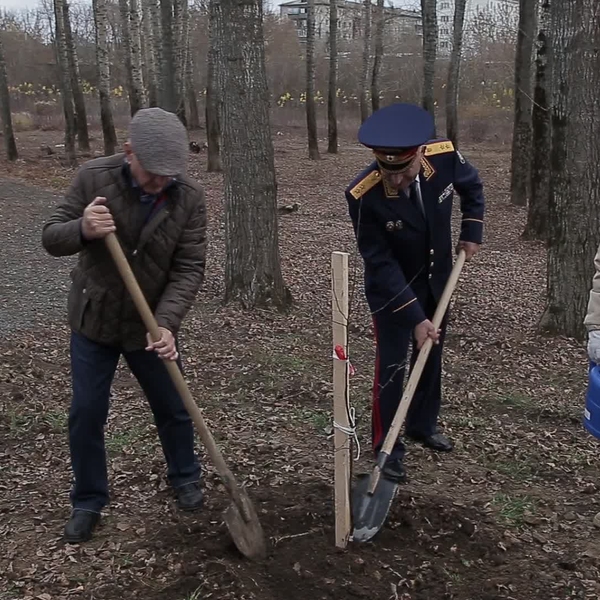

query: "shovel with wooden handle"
left=351, top=249, right=467, bottom=542
left=104, top=232, right=267, bottom=560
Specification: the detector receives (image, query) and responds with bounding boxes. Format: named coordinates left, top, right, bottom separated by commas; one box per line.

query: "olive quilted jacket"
left=41, top=153, right=208, bottom=351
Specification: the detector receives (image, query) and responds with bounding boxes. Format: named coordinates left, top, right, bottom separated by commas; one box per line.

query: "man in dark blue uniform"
left=345, top=103, right=484, bottom=482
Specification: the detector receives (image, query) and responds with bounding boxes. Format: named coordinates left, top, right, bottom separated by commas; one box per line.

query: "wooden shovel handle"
left=379, top=249, right=466, bottom=457
left=104, top=233, right=249, bottom=517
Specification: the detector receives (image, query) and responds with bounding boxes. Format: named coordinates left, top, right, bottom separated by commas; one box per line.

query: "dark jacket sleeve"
left=154, top=188, right=208, bottom=334
left=346, top=190, right=426, bottom=328
left=453, top=151, right=485, bottom=244
left=41, top=167, right=90, bottom=257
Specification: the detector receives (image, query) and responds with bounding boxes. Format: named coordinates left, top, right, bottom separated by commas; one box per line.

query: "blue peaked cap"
left=358, top=103, right=435, bottom=151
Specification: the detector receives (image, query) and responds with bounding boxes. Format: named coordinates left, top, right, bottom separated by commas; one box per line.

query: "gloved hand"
left=588, top=330, right=600, bottom=364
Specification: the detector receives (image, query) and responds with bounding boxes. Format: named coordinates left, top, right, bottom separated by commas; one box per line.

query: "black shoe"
left=408, top=432, right=453, bottom=452
left=64, top=509, right=100, bottom=543
left=175, top=482, right=204, bottom=511
left=381, top=455, right=407, bottom=483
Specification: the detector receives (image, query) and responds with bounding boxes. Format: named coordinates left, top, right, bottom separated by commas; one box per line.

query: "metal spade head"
left=351, top=471, right=399, bottom=543
left=223, top=486, right=268, bottom=560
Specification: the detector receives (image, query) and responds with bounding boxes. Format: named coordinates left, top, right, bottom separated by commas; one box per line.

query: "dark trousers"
left=68, top=330, right=201, bottom=512
left=371, top=294, right=448, bottom=458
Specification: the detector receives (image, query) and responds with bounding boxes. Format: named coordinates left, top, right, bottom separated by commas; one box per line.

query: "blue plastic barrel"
left=584, top=362, right=600, bottom=439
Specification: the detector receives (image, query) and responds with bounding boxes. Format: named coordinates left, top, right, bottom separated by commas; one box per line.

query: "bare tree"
left=420, top=0, right=437, bottom=127
left=327, top=0, right=338, bottom=154
left=509, top=0, right=537, bottom=206
left=306, top=0, right=319, bottom=159
left=523, top=0, right=551, bottom=241
left=159, top=0, right=177, bottom=112
left=53, top=0, right=76, bottom=165
left=359, top=0, right=371, bottom=123
left=93, top=0, right=117, bottom=155
left=540, top=0, right=600, bottom=339
left=119, top=0, right=145, bottom=115
left=445, top=0, right=467, bottom=145
left=0, top=30, right=17, bottom=161
left=214, top=0, right=291, bottom=308
left=206, top=0, right=221, bottom=171
left=141, top=0, right=159, bottom=106
left=370, top=0, right=383, bottom=112
left=63, top=0, right=89, bottom=151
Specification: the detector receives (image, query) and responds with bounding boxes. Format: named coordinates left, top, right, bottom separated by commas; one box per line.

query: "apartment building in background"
left=278, top=0, right=422, bottom=43
left=279, top=0, right=518, bottom=53
left=437, top=0, right=519, bottom=52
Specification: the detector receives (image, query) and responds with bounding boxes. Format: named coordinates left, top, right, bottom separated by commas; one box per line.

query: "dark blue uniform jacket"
left=345, top=139, right=485, bottom=328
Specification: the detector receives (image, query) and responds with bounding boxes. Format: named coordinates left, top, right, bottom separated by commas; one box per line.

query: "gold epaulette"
left=424, top=140, right=455, bottom=157
left=349, top=170, right=381, bottom=199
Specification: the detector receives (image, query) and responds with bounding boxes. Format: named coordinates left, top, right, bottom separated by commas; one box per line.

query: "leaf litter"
left=0, top=127, right=599, bottom=599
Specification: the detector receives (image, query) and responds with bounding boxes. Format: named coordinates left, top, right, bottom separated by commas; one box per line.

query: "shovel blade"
left=351, top=472, right=399, bottom=542
left=223, top=487, right=268, bottom=561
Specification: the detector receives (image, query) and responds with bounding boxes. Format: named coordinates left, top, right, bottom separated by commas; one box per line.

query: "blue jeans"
left=68, top=331, right=201, bottom=512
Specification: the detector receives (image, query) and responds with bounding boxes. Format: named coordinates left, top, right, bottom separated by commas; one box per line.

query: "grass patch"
left=492, top=493, right=535, bottom=526
left=106, top=426, right=146, bottom=453
left=498, top=393, right=535, bottom=410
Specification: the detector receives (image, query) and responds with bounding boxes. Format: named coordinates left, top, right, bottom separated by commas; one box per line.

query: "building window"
left=440, top=28, right=449, bottom=35
left=441, top=15, right=449, bottom=22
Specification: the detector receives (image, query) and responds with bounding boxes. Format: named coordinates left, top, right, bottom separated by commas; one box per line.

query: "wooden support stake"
left=331, top=251, right=352, bottom=549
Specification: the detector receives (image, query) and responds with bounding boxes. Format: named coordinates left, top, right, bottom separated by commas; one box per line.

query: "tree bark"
left=359, top=0, right=371, bottom=123
left=510, top=0, right=537, bottom=206
left=370, top=0, right=384, bottom=112
left=63, top=0, right=90, bottom=151
left=93, top=0, right=117, bottom=155
left=119, top=0, right=141, bottom=115
left=214, top=0, right=291, bottom=309
left=327, top=0, right=338, bottom=153
left=523, top=0, right=551, bottom=241
left=420, top=0, right=437, bottom=128
left=539, top=0, right=600, bottom=340
left=306, top=0, right=320, bottom=159
left=206, top=0, right=222, bottom=172
left=0, top=31, right=17, bottom=161
left=445, top=0, right=467, bottom=145
left=53, top=0, right=77, bottom=165
left=141, top=0, right=159, bottom=106
left=159, top=0, right=177, bottom=112
left=129, top=0, right=147, bottom=110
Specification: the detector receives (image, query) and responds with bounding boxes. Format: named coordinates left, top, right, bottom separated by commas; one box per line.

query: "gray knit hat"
left=129, top=107, right=188, bottom=176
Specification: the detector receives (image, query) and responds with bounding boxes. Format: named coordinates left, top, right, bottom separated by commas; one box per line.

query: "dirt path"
left=0, top=180, right=74, bottom=334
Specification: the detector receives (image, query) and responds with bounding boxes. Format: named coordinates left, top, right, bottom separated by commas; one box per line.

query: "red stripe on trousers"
left=371, top=318, right=383, bottom=451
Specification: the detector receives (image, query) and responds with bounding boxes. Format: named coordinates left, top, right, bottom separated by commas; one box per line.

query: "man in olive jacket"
left=42, top=108, right=208, bottom=543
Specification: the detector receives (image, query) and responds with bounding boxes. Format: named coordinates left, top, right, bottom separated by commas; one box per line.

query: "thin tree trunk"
left=327, top=0, right=338, bottom=154
left=93, top=0, right=117, bottom=155
left=214, top=0, right=291, bottom=309
left=172, top=0, right=186, bottom=124
left=359, top=0, right=371, bottom=123
left=53, top=0, right=76, bottom=165
left=370, top=0, right=383, bottom=112
left=119, top=0, right=139, bottom=115
left=539, top=0, right=600, bottom=340
left=63, top=0, right=89, bottom=151
left=0, top=32, right=17, bottom=161
left=150, top=0, right=162, bottom=104
left=129, top=0, right=146, bottom=111
left=306, top=0, right=319, bottom=159
left=206, top=0, right=221, bottom=172
left=445, top=0, right=467, bottom=145
left=141, top=0, right=158, bottom=106
left=523, top=0, right=551, bottom=241
left=421, top=0, right=437, bottom=128
left=159, top=0, right=177, bottom=112
left=510, top=0, right=537, bottom=206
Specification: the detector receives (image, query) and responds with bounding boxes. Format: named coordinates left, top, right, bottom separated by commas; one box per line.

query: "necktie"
left=408, top=180, right=425, bottom=217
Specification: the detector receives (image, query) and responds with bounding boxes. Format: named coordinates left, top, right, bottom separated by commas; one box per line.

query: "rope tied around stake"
left=332, top=344, right=361, bottom=461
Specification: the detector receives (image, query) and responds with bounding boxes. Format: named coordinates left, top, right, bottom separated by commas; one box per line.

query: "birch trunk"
left=93, top=0, right=117, bottom=155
